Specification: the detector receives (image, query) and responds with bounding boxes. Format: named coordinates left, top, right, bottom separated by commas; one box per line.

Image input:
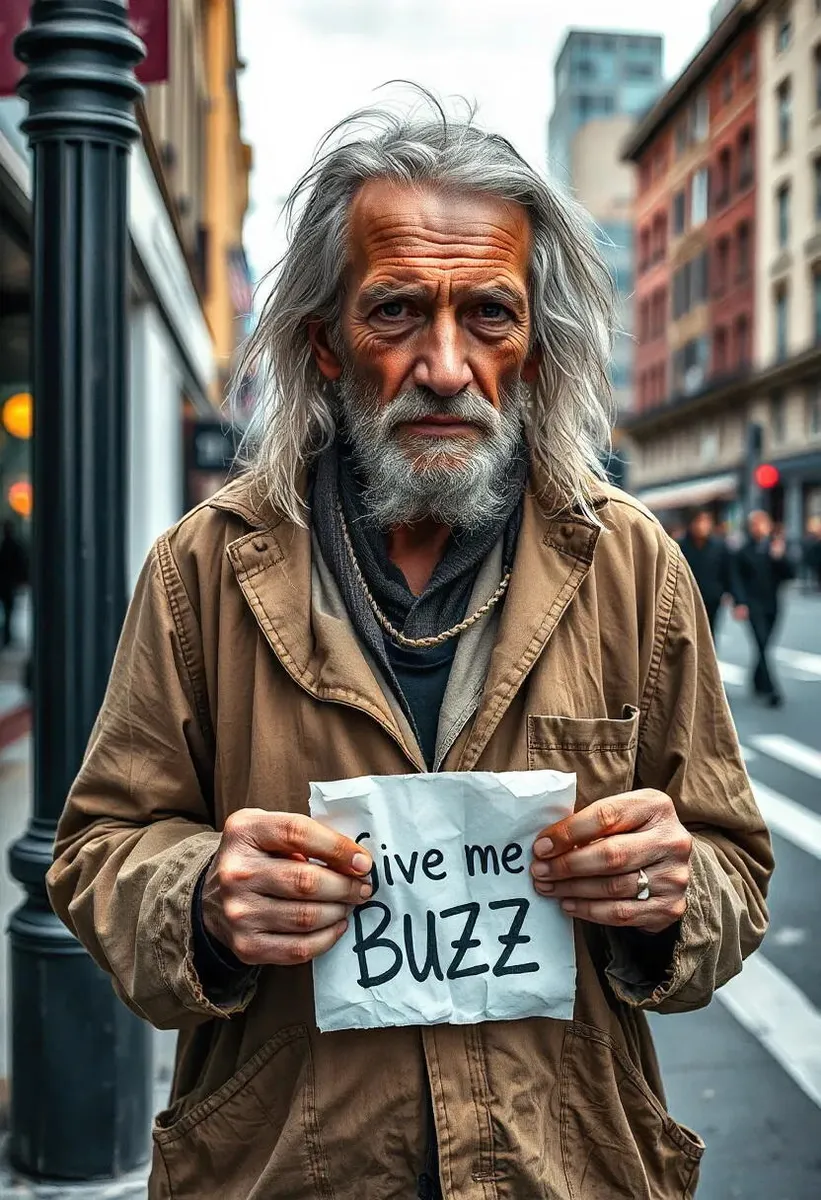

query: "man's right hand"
left=734, top=604, right=749, bottom=621
left=200, top=809, right=373, bottom=967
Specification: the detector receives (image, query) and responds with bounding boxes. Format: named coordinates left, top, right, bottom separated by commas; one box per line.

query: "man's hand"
left=770, top=535, right=786, bottom=560
left=530, top=790, right=692, bottom=934
left=201, top=809, right=373, bottom=966
left=734, top=604, right=749, bottom=621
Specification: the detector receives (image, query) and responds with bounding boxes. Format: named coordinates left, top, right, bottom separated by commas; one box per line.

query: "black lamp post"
left=8, top=0, right=152, bottom=1180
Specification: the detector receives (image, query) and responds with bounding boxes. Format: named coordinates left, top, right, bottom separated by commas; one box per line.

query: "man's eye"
left=376, top=301, right=408, bottom=319
left=477, top=303, right=511, bottom=321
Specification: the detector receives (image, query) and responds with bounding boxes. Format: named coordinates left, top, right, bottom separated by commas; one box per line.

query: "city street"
left=651, top=585, right=821, bottom=1199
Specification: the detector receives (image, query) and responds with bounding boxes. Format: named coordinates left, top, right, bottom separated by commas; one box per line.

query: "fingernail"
left=561, top=900, right=576, bottom=913
left=338, top=918, right=349, bottom=934
left=359, top=882, right=373, bottom=900
left=538, top=881, right=555, bottom=893
left=534, top=837, right=553, bottom=858
left=532, top=862, right=552, bottom=879
left=352, top=853, right=371, bottom=874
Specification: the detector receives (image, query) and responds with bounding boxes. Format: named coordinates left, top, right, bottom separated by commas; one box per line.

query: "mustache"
left=379, top=388, right=501, bottom=438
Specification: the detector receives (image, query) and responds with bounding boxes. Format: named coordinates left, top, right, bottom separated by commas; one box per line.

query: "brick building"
left=623, top=1, right=762, bottom=528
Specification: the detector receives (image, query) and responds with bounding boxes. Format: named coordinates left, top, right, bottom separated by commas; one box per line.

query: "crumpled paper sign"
left=309, top=770, right=577, bottom=1032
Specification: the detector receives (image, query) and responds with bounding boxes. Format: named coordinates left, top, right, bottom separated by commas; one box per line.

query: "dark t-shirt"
left=383, top=636, right=457, bottom=770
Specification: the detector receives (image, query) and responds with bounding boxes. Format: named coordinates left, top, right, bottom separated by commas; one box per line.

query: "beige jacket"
left=47, top=473, right=772, bottom=1200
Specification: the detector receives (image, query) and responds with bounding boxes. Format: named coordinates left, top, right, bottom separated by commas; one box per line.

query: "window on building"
left=777, top=181, right=791, bottom=247
left=639, top=226, right=650, bottom=272
left=737, top=220, right=751, bottom=279
left=741, top=47, right=754, bottom=81
left=625, top=61, right=655, bottom=79
left=807, top=386, right=821, bottom=436
left=771, top=392, right=786, bottom=444
left=715, top=326, right=728, bottom=373
left=574, top=58, right=595, bottom=79
left=639, top=298, right=650, bottom=341
left=774, top=284, right=789, bottom=360
left=722, top=70, right=733, bottom=105
left=692, top=93, right=710, bottom=141
left=675, top=120, right=688, bottom=156
left=735, top=313, right=751, bottom=365
left=714, top=237, right=731, bottom=294
left=672, top=189, right=686, bottom=235
left=691, top=167, right=710, bottom=226
left=814, top=269, right=821, bottom=342
left=715, top=146, right=732, bottom=207
left=815, top=45, right=821, bottom=111
left=777, top=8, right=793, bottom=54
left=651, top=213, right=667, bottom=262
left=673, top=336, right=710, bottom=396
left=738, top=125, right=754, bottom=187
left=777, top=77, right=792, bottom=152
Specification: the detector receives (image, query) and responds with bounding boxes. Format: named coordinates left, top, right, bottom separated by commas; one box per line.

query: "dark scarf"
left=311, top=439, right=527, bottom=728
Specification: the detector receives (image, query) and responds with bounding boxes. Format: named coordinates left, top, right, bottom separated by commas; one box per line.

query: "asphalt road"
left=650, top=584, right=821, bottom=1200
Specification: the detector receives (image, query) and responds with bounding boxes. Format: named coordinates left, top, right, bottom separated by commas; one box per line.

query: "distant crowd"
left=670, top=508, right=821, bottom=708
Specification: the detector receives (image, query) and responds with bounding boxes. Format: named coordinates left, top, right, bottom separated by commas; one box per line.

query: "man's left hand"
left=530, top=790, right=692, bottom=934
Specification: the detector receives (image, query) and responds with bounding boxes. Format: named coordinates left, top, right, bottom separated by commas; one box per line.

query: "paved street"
left=651, top=585, right=821, bottom=1199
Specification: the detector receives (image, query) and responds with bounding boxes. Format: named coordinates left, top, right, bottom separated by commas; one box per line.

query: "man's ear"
left=308, top=321, right=343, bottom=381
left=521, top=345, right=542, bottom=385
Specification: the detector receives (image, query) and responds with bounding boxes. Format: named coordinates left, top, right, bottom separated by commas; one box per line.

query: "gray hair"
left=230, top=90, right=616, bottom=526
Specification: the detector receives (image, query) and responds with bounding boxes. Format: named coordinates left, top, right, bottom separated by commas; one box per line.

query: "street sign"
left=0, top=0, right=169, bottom=97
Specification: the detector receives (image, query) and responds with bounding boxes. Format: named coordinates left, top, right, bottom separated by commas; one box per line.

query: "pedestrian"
left=677, top=509, right=732, bottom=638
left=0, top=519, right=28, bottom=647
left=732, top=509, right=796, bottom=707
left=47, top=96, right=772, bottom=1200
left=801, top=516, right=821, bottom=591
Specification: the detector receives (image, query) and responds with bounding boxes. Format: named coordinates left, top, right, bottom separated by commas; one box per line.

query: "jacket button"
left=253, top=538, right=268, bottom=553
left=561, top=525, right=574, bottom=539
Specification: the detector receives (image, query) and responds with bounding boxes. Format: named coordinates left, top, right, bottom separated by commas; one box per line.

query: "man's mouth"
left=398, top=415, right=480, bottom=438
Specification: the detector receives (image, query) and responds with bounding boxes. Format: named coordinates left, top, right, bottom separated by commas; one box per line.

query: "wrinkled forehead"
left=345, top=178, right=533, bottom=286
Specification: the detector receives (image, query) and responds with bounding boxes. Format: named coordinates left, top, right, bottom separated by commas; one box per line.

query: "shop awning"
left=635, top=471, right=738, bottom=512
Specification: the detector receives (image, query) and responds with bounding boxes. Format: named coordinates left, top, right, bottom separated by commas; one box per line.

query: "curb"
left=0, top=706, right=31, bottom=754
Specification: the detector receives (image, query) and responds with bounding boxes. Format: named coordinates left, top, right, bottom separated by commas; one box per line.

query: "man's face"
left=749, top=511, right=772, bottom=540
left=690, top=512, right=713, bottom=541
left=309, top=180, right=540, bottom=527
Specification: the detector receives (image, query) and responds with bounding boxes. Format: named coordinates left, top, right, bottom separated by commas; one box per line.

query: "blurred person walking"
left=677, top=509, right=732, bottom=638
left=733, top=510, right=795, bottom=707
left=801, top=516, right=821, bottom=591
left=0, top=520, right=28, bottom=648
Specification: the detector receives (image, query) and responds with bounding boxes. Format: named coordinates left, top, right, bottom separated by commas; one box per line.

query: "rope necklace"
left=336, top=501, right=511, bottom=650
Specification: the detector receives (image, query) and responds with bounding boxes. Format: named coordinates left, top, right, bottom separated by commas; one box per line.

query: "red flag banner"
left=0, top=0, right=169, bottom=98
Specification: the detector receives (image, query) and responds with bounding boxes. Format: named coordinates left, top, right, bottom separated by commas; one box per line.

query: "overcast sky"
left=236, top=0, right=717, bottom=281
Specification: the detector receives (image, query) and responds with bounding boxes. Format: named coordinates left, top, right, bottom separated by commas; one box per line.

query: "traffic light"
left=754, top=463, right=780, bottom=489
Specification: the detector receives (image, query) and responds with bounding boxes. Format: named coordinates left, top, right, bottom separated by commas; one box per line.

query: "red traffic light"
left=754, top=463, right=780, bottom=489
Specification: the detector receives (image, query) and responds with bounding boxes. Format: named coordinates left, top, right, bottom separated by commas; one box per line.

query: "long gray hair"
left=230, top=90, right=616, bottom=526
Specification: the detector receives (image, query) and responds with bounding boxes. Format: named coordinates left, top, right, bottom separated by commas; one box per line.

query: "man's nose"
left=410, top=315, right=473, bottom=397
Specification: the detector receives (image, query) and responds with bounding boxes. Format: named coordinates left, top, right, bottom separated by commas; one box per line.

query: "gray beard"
left=336, top=375, right=527, bottom=530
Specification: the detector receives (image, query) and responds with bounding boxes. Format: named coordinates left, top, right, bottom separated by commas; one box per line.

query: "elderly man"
left=48, top=101, right=771, bottom=1200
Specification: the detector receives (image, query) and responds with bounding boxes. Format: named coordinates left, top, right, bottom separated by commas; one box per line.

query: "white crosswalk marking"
left=747, top=779, right=821, bottom=862
left=750, top=735, right=821, bottom=781
left=775, top=648, right=821, bottom=678
left=718, top=953, right=821, bottom=1109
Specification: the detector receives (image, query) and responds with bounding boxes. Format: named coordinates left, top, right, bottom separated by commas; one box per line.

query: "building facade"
left=754, top=0, right=821, bottom=534
left=623, top=1, right=762, bottom=531
left=549, top=30, right=664, bottom=184
left=569, top=114, right=638, bottom=416
left=0, top=0, right=253, bottom=593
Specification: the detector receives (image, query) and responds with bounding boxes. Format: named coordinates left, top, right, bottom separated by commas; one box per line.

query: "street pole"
left=8, top=0, right=151, bottom=1180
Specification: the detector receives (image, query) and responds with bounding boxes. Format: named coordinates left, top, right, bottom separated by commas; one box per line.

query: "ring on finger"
left=636, top=868, right=651, bottom=902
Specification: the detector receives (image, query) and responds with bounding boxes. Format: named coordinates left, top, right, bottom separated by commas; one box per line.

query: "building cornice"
left=621, top=0, right=766, bottom=163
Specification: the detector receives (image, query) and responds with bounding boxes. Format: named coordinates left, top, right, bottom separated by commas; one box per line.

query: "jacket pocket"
left=560, top=1021, right=704, bottom=1200
left=152, top=1024, right=327, bottom=1199
left=527, top=707, right=639, bottom=803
